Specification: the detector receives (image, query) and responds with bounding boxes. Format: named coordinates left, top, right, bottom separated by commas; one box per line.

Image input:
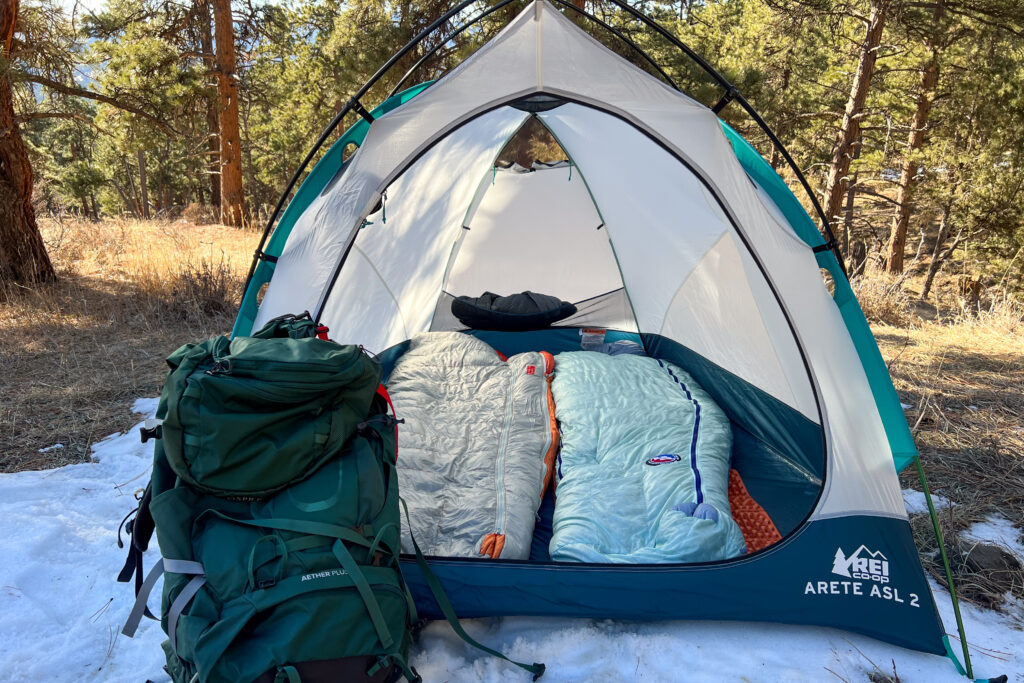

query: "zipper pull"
left=206, top=358, right=233, bottom=375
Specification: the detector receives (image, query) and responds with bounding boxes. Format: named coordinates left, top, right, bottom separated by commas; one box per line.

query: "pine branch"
left=19, top=74, right=176, bottom=134
left=15, top=110, right=109, bottom=134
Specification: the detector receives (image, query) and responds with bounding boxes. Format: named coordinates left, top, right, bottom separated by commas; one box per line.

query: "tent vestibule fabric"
left=232, top=0, right=966, bottom=674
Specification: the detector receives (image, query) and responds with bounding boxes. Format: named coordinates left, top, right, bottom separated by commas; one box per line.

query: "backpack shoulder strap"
left=117, top=482, right=157, bottom=621
left=399, top=499, right=545, bottom=681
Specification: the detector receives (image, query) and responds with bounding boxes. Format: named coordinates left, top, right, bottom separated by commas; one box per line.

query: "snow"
left=903, top=488, right=954, bottom=516
left=1, top=402, right=1021, bottom=682
left=963, top=516, right=1024, bottom=562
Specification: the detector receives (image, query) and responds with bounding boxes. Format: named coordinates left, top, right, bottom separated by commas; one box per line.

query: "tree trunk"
left=211, top=0, right=245, bottom=227
left=885, top=2, right=944, bottom=273
left=921, top=196, right=955, bottom=299
left=199, top=0, right=221, bottom=209
left=842, top=168, right=857, bottom=257
left=820, top=0, right=887, bottom=236
left=124, top=156, right=142, bottom=217
left=769, top=53, right=793, bottom=171
left=0, top=0, right=55, bottom=284
left=137, top=148, right=151, bottom=219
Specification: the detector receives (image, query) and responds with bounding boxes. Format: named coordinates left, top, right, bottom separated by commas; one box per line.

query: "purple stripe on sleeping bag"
left=656, top=360, right=704, bottom=505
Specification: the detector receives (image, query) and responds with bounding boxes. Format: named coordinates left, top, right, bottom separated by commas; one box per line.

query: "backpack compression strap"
left=399, top=499, right=546, bottom=681
left=116, top=483, right=157, bottom=621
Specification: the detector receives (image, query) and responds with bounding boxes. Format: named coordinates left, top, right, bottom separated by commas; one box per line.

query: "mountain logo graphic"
left=832, top=545, right=890, bottom=584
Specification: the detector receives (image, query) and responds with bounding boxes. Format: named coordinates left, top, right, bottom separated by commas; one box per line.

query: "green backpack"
left=118, top=313, right=545, bottom=683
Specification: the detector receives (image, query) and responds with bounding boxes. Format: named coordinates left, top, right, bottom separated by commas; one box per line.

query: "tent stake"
left=914, top=454, right=973, bottom=678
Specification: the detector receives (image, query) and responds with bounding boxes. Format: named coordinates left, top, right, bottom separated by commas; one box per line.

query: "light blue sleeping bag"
left=550, top=352, right=746, bottom=563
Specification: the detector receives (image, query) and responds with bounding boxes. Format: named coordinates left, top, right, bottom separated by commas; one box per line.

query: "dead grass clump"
left=851, top=268, right=915, bottom=327
left=909, top=511, right=1024, bottom=611
left=167, top=257, right=239, bottom=320
left=0, top=216, right=258, bottom=472
left=181, top=202, right=219, bottom=225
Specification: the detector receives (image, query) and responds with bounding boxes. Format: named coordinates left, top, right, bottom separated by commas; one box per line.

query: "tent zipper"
left=493, top=369, right=516, bottom=545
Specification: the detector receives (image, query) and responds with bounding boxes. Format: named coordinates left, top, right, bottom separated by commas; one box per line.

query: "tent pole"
left=914, top=454, right=973, bottom=678
left=543, top=0, right=678, bottom=89
left=239, top=0, right=494, bottom=306
left=247, top=0, right=849, bottom=296
left=388, top=0, right=526, bottom=99
left=591, top=0, right=847, bottom=277
left=245, top=0, right=852, bottom=309
left=389, top=0, right=679, bottom=100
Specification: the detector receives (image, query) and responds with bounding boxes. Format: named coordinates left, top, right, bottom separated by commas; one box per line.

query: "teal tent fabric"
left=719, top=123, right=917, bottom=472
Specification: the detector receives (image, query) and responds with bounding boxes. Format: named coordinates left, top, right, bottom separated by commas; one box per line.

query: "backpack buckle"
left=256, top=577, right=277, bottom=590
left=139, top=418, right=163, bottom=443
left=206, top=359, right=233, bottom=375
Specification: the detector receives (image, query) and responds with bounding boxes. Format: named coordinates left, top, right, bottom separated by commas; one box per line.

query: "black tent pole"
left=241, top=0, right=496, bottom=296
left=388, top=0, right=526, bottom=99
left=245, top=0, right=848, bottom=305
left=590, top=0, right=848, bottom=276
left=389, top=0, right=678, bottom=98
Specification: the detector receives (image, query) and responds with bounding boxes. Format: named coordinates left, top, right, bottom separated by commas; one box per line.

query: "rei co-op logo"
left=832, top=545, right=889, bottom=583
left=804, top=543, right=920, bottom=608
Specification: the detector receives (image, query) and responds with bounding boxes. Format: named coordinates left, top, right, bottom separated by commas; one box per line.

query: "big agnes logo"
left=832, top=545, right=889, bottom=584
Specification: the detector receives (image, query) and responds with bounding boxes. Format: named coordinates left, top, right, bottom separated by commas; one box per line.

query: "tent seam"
left=351, top=244, right=412, bottom=343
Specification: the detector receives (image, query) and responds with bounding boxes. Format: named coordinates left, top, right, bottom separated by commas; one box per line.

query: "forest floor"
left=0, top=216, right=258, bottom=472
left=1, top=216, right=1022, bottom=609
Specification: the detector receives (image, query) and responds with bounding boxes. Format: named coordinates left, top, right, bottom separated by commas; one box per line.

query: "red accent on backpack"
left=376, top=384, right=399, bottom=459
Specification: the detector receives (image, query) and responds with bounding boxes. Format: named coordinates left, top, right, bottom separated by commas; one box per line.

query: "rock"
left=952, top=539, right=1023, bottom=598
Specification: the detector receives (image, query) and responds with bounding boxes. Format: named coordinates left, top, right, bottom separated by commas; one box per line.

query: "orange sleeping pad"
left=728, top=469, right=782, bottom=553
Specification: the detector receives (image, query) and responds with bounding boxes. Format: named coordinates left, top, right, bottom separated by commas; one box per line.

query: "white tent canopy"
left=253, top=0, right=906, bottom=523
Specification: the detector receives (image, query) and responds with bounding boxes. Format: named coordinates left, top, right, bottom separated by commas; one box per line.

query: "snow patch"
left=0, top=410, right=1020, bottom=681
left=38, top=443, right=64, bottom=453
left=902, top=488, right=954, bottom=516
left=963, top=515, right=1024, bottom=563
left=131, top=397, right=160, bottom=417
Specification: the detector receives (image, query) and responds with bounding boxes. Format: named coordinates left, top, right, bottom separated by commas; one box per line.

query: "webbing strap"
left=122, top=558, right=165, bottom=637
left=284, top=535, right=330, bottom=553
left=399, top=499, right=545, bottom=680
left=169, top=574, right=207, bottom=653
left=331, top=539, right=394, bottom=649
left=203, top=510, right=374, bottom=549
left=274, top=665, right=301, bottom=683
left=371, top=652, right=421, bottom=683
left=366, top=522, right=400, bottom=560
left=122, top=557, right=207, bottom=643
left=164, top=558, right=205, bottom=575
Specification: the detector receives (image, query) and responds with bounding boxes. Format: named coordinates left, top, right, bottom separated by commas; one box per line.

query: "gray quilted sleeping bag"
left=388, top=332, right=557, bottom=559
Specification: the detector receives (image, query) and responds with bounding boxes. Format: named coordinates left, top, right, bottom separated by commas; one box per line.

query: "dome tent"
left=234, top=1, right=986, bottom=678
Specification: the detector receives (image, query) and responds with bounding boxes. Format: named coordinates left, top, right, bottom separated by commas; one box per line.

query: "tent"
left=233, top=1, right=985, bottom=677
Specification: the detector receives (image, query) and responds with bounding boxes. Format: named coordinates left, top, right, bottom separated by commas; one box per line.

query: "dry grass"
left=874, top=293, right=1024, bottom=608
left=0, top=216, right=259, bottom=472
left=851, top=268, right=918, bottom=327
